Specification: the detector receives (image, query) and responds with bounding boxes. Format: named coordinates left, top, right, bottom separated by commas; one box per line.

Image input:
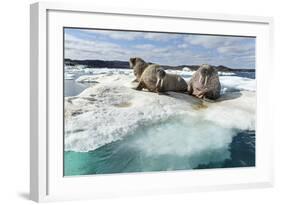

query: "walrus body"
left=136, top=64, right=187, bottom=93
left=155, top=69, right=187, bottom=92
left=135, top=64, right=160, bottom=92
left=188, top=64, right=221, bottom=100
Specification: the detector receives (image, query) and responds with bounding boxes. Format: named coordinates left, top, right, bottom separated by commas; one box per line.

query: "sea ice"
left=64, top=73, right=75, bottom=80
left=65, top=69, right=256, bottom=153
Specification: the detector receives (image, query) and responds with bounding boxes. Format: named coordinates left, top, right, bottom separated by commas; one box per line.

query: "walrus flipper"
left=135, top=81, right=144, bottom=91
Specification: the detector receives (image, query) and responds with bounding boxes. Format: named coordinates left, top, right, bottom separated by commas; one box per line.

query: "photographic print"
left=63, top=28, right=256, bottom=176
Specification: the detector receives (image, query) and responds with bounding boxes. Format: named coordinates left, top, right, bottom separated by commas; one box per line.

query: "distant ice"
left=218, top=71, right=236, bottom=76
left=75, top=75, right=100, bottom=83
left=220, top=75, right=256, bottom=93
left=182, top=66, right=191, bottom=70
left=64, top=73, right=75, bottom=80
left=168, top=69, right=194, bottom=79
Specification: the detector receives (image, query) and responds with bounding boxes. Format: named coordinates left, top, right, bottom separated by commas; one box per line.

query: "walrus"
left=187, top=64, right=221, bottom=100
left=129, top=57, right=149, bottom=82
left=135, top=64, right=187, bottom=93
left=155, top=69, right=188, bottom=93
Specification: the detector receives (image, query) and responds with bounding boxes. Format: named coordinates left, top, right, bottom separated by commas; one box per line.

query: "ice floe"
left=64, top=69, right=256, bottom=153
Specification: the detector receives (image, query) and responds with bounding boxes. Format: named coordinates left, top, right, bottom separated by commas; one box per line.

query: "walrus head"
left=129, top=57, right=148, bottom=79
left=156, top=69, right=166, bottom=90
left=129, top=57, right=146, bottom=69
left=198, top=64, right=216, bottom=87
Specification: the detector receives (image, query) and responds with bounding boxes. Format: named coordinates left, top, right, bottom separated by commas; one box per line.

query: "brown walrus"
left=188, top=64, right=221, bottom=100
left=134, top=62, right=187, bottom=93
left=155, top=69, right=187, bottom=93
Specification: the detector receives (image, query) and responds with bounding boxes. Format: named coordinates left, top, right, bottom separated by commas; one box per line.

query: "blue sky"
left=64, top=28, right=255, bottom=69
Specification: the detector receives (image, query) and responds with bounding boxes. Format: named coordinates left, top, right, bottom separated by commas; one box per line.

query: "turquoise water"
left=64, top=117, right=255, bottom=176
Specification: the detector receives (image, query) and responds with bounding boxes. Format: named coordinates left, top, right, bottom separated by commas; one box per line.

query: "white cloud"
left=64, top=33, right=131, bottom=60
left=81, top=29, right=143, bottom=40
left=217, top=43, right=254, bottom=55
left=143, top=33, right=180, bottom=41
left=81, top=29, right=181, bottom=41
left=184, top=35, right=239, bottom=49
left=65, top=30, right=255, bottom=69
left=134, top=44, right=155, bottom=50
left=183, top=35, right=255, bottom=67
left=178, top=44, right=189, bottom=48
left=65, top=33, right=207, bottom=65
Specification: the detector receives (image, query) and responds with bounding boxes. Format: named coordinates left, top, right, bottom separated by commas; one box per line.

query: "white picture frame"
left=30, top=1, right=274, bottom=202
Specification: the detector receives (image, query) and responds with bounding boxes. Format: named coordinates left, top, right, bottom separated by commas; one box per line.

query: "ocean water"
left=64, top=117, right=255, bottom=176
left=64, top=73, right=94, bottom=96
left=64, top=68, right=256, bottom=176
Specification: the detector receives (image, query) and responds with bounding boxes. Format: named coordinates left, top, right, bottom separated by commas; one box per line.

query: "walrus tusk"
left=199, top=73, right=202, bottom=84
left=156, top=78, right=160, bottom=88
left=160, top=79, right=164, bottom=89
left=204, top=76, right=209, bottom=86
